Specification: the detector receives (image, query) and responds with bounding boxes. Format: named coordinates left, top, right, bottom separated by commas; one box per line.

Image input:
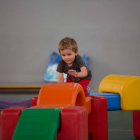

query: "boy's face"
left=60, top=48, right=78, bottom=66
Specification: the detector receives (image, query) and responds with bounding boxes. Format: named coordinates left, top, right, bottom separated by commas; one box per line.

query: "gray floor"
left=108, top=110, right=139, bottom=140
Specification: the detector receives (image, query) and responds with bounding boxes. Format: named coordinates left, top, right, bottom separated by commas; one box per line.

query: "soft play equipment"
left=89, top=74, right=140, bottom=138
left=31, top=83, right=92, bottom=115
left=133, top=111, right=140, bottom=138
left=98, top=74, right=140, bottom=111
left=31, top=96, right=38, bottom=106
left=12, top=108, right=61, bottom=140
left=57, top=106, right=89, bottom=140
left=89, top=92, right=121, bottom=111
left=0, top=99, right=31, bottom=109
left=1, top=106, right=27, bottom=140
left=30, top=95, right=108, bottom=140
left=1, top=74, right=140, bottom=140
left=1, top=83, right=108, bottom=140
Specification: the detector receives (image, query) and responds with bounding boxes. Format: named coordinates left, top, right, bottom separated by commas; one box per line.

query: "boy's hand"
left=68, top=70, right=77, bottom=77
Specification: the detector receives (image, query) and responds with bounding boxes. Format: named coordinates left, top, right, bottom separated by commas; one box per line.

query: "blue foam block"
left=89, top=92, right=121, bottom=111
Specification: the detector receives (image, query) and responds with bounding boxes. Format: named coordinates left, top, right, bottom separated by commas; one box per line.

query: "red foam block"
left=31, top=96, right=38, bottom=106
left=57, top=106, right=88, bottom=140
left=88, top=96, right=108, bottom=140
left=133, top=111, right=140, bottom=138
left=1, top=106, right=27, bottom=140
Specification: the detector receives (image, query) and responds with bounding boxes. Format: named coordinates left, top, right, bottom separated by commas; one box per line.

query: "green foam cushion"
left=12, top=108, right=61, bottom=140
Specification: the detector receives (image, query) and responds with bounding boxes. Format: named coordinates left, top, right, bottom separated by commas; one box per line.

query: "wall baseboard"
left=0, top=85, right=42, bottom=91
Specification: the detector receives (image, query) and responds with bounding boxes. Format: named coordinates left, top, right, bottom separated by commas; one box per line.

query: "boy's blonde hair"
left=58, top=37, right=78, bottom=53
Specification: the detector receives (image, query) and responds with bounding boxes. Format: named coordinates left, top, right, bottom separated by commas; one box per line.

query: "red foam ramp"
left=88, top=96, right=108, bottom=140
left=31, top=96, right=38, bottom=107
left=57, top=106, right=88, bottom=140
left=1, top=106, right=27, bottom=140
left=133, top=111, right=140, bottom=138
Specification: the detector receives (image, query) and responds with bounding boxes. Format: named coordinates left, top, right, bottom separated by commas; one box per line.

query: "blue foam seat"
left=89, top=92, right=121, bottom=111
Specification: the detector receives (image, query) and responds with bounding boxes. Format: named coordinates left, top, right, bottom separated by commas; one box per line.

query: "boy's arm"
left=68, top=66, right=87, bottom=78
left=58, top=72, right=64, bottom=83
left=78, top=66, right=87, bottom=77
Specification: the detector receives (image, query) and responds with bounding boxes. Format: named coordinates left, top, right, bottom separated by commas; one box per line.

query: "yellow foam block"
left=98, top=74, right=140, bottom=111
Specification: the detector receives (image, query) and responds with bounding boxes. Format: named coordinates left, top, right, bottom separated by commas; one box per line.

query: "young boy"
left=56, top=37, right=92, bottom=96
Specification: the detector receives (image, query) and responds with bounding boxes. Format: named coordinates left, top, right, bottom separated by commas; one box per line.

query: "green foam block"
left=12, top=108, right=61, bottom=140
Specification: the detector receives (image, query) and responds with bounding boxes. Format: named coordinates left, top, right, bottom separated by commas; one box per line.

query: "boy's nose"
left=65, top=55, right=69, bottom=59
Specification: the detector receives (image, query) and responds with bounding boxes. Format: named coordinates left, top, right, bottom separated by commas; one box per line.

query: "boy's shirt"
left=56, top=54, right=92, bottom=82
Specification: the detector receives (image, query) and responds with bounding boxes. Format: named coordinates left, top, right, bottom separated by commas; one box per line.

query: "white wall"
left=0, top=0, right=140, bottom=94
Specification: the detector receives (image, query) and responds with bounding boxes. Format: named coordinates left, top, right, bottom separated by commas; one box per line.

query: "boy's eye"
left=68, top=54, right=71, bottom=56
left=62, top=54, right=65, bottom=56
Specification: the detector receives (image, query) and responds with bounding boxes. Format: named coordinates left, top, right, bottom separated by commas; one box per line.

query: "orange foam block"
left=36, top=83, right=91, bottom=115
